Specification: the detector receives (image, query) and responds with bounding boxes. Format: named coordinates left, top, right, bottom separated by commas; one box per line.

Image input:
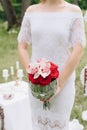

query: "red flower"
left=27, top=60, right=59, bottom=86
left=50, top=62, right=58, bottom=69
left=51, top=70, right=59, bottom=79
left=50, top=62, right=59, bottom=79
left=28, top=74, right=39, bottom=84
left=38, top=75, right=51, bottom=86
left=28, top=74, right=51, bottom=86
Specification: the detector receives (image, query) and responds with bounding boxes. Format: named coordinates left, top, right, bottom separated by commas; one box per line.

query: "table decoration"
left=16, top=61, right=19, bottom=70
left=3, top=93, right=14, bottom=100
left=17, top=69, right=24, bottom=81
left=2, top=61, right=24, bottom=86
left=0, top=84, right=15, bottom=100
left=69, top=119, right=84, bottom=130
left=10, top=66, right=14, bottom=76
left=82, top=110, right=87, bottom=121
left=2, top=69, right=9, bottom=82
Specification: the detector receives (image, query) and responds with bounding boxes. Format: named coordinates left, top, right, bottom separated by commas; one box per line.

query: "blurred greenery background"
left=0, top=0, right=87, bottom=129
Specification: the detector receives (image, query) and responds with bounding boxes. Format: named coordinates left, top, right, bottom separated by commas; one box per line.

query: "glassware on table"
left=2, top=69, right=9, bottom=82
left=10, top=66, right=14, bottom=76
left=0, top=84, right=15, bottom=100
left=17, top=69, right=24, bottom=81
left=14, top=69, right=24, bottom=86
left=16, top=61, right=19, bottom=70
left=3, top=93, right=14, bottom=100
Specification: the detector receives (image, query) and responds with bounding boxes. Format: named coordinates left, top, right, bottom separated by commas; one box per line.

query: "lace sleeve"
left=70, top=13, right=86, bottom=48
left=17, top=12, right=31, bottom=44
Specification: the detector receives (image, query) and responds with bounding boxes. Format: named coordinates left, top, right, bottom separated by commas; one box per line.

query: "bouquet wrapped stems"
left=43, top=101, right=51, bottom=110
left=29, top=79, right=57, bottom=110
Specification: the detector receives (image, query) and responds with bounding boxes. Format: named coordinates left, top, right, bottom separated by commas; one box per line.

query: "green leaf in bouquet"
left=29, top=79, right=58, bottom=110
left=43, top=101, right=51, bottom=110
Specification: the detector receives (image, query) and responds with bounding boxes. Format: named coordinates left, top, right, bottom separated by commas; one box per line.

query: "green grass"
left=0, top=22, right=18, bottom=82
left=0, top=22, right=32, bottom=82
left=70, top=39, right=87, bottom=129
left=0, top=19, right=87, bottom=129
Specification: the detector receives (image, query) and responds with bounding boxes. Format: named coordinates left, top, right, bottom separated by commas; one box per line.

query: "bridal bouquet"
left=27, top=59, right=59, bottom=110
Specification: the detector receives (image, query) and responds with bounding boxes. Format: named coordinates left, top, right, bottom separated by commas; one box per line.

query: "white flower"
left=69, top=119, right=84, bottom=130
left=27, top=59, right=51, bottom=79
left=34, top=61, right=51, bottom=79
left=82, top=110, right=87, bottom=121
left=27, top=63, right=38, bottom=74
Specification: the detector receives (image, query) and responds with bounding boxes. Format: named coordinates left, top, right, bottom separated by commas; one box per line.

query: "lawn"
left=0, top=20, right=87, bottom=129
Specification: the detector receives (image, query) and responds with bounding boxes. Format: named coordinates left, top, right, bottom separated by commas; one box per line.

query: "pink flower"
left=27, top=59, right=59, bottom=86
left=31, top=67, right=38, bottom=75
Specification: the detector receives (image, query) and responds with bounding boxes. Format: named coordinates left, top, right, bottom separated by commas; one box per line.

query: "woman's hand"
left=40, top=85, right=62, bottom=102
left=48, top=86, right=62, bottom=102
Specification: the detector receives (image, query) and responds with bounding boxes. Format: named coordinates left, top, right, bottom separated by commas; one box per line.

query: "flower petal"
left=34, top=72, right=40, bottom=79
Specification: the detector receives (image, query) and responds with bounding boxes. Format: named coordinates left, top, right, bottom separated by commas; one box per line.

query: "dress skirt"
left=28, top=72, right=75, bottom=130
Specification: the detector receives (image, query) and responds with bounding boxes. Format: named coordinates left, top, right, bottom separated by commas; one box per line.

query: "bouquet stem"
left=43, top=101, right=50, bottom=110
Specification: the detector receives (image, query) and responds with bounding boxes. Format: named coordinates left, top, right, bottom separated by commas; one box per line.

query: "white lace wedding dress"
left=18, top=11, right=86, bottom=130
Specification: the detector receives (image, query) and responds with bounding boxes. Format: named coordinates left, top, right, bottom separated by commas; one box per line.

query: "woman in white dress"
left=18, top=0, right=86, bottom=130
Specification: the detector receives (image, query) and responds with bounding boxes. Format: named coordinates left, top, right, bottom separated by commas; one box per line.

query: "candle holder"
left=2, top=61, right=24, bottom=87
left=2, top=69, right=9, bottom=82
left=16, top=61, right=19, bottom=70
left=14, top=69, right=24, bottom=86
left=10, top=66, right=14, bottom=80
left=17, top=69, right=24, bottom=82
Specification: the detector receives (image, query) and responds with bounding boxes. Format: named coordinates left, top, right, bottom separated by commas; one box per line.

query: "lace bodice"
left=18, top=12, right=86, bottom=71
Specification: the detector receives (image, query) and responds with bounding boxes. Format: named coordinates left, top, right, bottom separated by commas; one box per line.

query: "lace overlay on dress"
left=70, top=15, right=86, bottom=48
left=18, top=12, right=86, bottom=48
left=18, top=14, right=31, bottom=44
left=31, top=107, right=68, bottom=130
left=37, top=116, right=66, bottom=129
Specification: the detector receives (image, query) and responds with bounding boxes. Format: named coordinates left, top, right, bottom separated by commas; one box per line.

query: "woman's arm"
left=17, top=10, right=32, bottom=70
left=48, top=43, right=84, bottom=102
left=18, top=42, right=30, bottom=71
left=53, top=8, right=86, bottom=98
left=59, top=43, right=84, bottom=88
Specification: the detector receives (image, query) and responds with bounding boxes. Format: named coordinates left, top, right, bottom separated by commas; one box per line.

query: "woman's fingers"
left=40, top=86, right=62, bottom=102
left=47, top=86, right=62, bottom=101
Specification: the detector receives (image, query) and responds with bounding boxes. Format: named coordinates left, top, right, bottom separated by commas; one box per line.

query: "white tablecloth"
left=0, top=81, right=85, bottom=130
left=0, top=81, right=33, bottom=130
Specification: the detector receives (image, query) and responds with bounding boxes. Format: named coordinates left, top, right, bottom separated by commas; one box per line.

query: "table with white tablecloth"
left=0, top=81, right=33, bottom=130
left=0, top=81, right=85, bottom=130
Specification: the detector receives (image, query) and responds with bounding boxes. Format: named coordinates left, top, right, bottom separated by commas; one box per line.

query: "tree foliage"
left=78, top=0, right=87, bottom=9
left=0, top=0, right=87, bottom=30
left=8, top=0, right=87, bottom=12
left=10, top=0, right=87, bottom=9
left=31, top=0, right=87, bottom=9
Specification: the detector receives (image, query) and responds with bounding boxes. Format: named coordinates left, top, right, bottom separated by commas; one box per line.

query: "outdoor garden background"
left=0, top=0, right=87, bottom=129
